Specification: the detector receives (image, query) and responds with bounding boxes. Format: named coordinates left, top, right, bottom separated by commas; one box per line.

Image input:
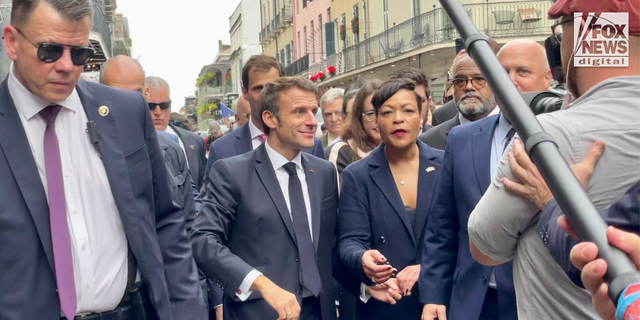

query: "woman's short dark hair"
left=371, top=80, right=423, bottom=115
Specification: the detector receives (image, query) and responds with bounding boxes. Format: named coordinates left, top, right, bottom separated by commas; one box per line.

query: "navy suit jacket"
left=0, top=79, right=207, bottom=319
left=191, top=144, right=338, bottom=320
left=203, top=123, right=325, bottom=185
left=338, top=141, right=443, bottom=320
left=170, top=124, right=207, bottom=190
left=419, top=115, right=517, bottom=320
left=538, top=181, right=640, bottom=288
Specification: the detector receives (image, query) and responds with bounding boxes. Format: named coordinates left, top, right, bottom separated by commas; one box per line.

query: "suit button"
left=296, top=286, right=302, bottom=294
left=295, top=257, right=300, bottom=262
left=380, top=236, right=386, bottom=244
left=482, top=276, right=488, bottom=284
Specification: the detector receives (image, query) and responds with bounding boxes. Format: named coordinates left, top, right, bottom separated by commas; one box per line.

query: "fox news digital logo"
left=574, top=12, right=629, bottom=67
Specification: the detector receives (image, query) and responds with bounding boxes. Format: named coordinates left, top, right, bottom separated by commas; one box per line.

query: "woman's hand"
left=367, top=278, right=403, bottom=305
left=362, top=250, right=397, bottom=284
left=395, top=264, right=420, bottom=296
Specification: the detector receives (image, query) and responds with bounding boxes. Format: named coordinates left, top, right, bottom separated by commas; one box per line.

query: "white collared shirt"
left=164, top=125, right=190, bottom=169
left=8, top=65, right=129, bottom=314
left=236, top=140, right=313, bottom=301
left=248, top=119, right=266, bottom=150
left=458, top=105, right=501, bottom=125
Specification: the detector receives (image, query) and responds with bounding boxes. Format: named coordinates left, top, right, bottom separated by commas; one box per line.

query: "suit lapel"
left=171, top=125, right=197, bottom=171
left=301, top=155, right=321, bottom=253
left=0, top=79, right=55, bottom=272
left=235, top=124, right=253, bottom=155
left=472, top=117, right=499, bottom=193
left=75, top=82, right=146, bottom=269
left=413, top=143, right=441, bottom=248
left=369, top=147, right=416, bottom=246
left=254, top=145, right=297, bottom=244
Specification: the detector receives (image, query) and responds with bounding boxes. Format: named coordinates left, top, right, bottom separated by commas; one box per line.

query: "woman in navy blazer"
left=338, top=80, right=444, bottom=320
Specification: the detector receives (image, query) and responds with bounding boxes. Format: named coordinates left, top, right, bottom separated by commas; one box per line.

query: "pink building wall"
left=293, top=0, right=331, bottom=63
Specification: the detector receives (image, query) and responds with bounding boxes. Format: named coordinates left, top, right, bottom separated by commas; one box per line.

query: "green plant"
left=351, top=17, right=359, bottom=34
left=340, top=24, right=346, bottom=41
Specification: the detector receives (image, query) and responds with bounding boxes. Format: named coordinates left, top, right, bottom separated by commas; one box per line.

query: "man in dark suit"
left=431, top=100, right=457, bottom=127
left=191, top=77, right=339, bottom=320
left=0, top=1, right=207, bottom=318
left=146, top=76, right=207, bottom=189
left=420, top=39, right=554, bottom=320
left=204, top=55, right=324, bottom=184
left=419, top=54, right=499, bottom=150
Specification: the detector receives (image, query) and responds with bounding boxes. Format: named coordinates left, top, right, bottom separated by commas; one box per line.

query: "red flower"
left=317, top=71, right=325, bottom=79
left=310, top=75, right=318, bottom=81
left=327, top=66, right=336, bottom=74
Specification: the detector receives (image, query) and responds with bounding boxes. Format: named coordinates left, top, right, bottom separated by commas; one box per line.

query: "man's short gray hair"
left=145, top=76, right=171, bottom=95
left=11, top=0, right=94, bottom=28
left=320, top=88, right=345, bottom=112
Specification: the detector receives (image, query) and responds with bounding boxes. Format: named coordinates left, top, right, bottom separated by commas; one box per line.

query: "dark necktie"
left=41, top=105, right=77, bottom=319
left=282, top=162, right=322, bottom=296
left=503, top=128, right=516, bottom=152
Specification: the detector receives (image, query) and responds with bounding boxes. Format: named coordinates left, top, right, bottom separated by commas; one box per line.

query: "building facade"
left=260, top=0, right=295, bottom=68
left=313, top=0, right=556, bottom=104
left=195, top=41, right=234, bottom=130
left=293, top=0, right=331, bottom=66
left=113, top=13, right=133, bottom=57
left=229, top=0, right=263, bottom=94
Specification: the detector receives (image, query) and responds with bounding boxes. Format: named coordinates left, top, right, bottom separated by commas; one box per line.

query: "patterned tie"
left=503, top=128, right=516, bottom=152
left=41, top=105, right=77, bottom=320
left=258, top=134, right=268, bottom=143
left=282, top=162, right=322, bottom=296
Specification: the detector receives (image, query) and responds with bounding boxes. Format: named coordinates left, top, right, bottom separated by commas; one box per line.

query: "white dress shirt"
left=487, top=114, right=513, bottom=288
left=458, top=105, right=501, bottom=125
left=248, top=119, right=266, bottom=150
left=236, top=140, right=313, bottom=300
left=8, top=65, right=129, bottom=315
left=164, top=125, right=190, bottom=169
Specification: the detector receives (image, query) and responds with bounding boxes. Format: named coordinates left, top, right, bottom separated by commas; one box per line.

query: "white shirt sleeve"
left=236, top=269, right=263, bottom=301
left=359, top=283, right=372, bottom=303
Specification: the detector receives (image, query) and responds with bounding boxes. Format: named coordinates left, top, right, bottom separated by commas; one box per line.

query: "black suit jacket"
left=191, top=144, right=339, bottom=320
left=418, top=115, right=461, bottom=150
left=0, top=79, right=206, bottom=319
left=170, top=124, right=207, bottom=189
left=431, top=100, right=458, bottom=126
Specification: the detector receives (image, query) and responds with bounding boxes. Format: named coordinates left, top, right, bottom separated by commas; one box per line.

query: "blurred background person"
left=321, top=123, right=328, bottom=135
left=338, top=80, right=444, bottom=320
left=171, top=112, right=192, bottom=131
left=320, top=88, right=345, bottom=148
left=235, top=95, right=251, bottom=127
left=204, top=120, right=223, bottom=156
left=325, top=79, right=384, bottom=185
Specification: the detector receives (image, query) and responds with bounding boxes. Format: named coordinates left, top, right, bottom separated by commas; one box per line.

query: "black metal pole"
left=437, top=0, right=640, bottom=304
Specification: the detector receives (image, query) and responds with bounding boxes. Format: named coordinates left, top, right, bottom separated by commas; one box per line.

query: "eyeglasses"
left=550, top=19, right=572, bottom=43
left=323, top=111, right=345, bottom=118
left=363, top=111, right=376, bottom=122
left=148, top=100, right=172, bottom=110
left=452, top=76, right=487, bottom=90
left=14, top=27, right=95, bottom=66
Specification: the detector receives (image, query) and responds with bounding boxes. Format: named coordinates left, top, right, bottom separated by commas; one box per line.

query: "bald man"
left=497, top=39, right=552, bottom=93
left=100, top=55, right=146, bottom=93
left=235, top=96, right=251, bottom=127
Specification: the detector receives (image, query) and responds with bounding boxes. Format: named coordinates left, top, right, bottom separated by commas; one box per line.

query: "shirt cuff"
left=359, top=283, right=372, bottom=303
left=236, top=269, right=262, bottom=301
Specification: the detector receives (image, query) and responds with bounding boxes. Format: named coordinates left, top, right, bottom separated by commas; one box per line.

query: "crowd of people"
left=0, top=0, right=639, bottom=320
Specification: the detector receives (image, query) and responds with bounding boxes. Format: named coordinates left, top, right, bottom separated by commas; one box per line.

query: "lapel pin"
left=310, top=169, right=314, bottom=173
left=98, top=105, right=109, bottom=117
left=426, top=166, right=435, bottom=172
left=190, top=145, right=195, bottom=150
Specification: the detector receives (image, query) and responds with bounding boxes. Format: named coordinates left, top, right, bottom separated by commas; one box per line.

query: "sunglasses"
left=14, top=27, right=95, bottom=66
left=148, top=100, right=172, bottom=110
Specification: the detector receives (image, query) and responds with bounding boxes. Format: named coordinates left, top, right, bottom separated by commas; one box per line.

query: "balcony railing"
left=92, top=1, right=112, bottom=57
left=315, top=0, right=553, bottom=77
left=282, top=6, right=293, bottom=24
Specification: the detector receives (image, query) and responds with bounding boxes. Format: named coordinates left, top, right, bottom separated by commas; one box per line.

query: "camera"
left=521, top=90, right=564, bottom=115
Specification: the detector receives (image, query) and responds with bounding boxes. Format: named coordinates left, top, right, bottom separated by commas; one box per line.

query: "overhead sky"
left=116, top=0, right=242, bottom=112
